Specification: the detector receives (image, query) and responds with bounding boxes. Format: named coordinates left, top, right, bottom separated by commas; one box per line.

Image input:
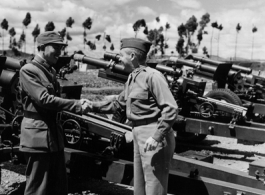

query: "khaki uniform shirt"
left=92, top=66, right=178, bottom=142
left=19, top=55, right=82, bottom=152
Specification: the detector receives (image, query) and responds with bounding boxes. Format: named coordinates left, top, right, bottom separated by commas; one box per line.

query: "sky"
left=0, top=0, right=264, bottom=60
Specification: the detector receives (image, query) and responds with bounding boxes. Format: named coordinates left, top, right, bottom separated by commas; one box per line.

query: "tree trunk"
left=210, top=28, right=214, bottom=58
left=25, top=29, right=27, bottom=54
left=234, top=32, right=238, bottom=60
left=84, top=28, right=86, bottom=50
left=217, top=30, right=220, bottom=57
left=251, top=33, right=254, bottom=60
left=2, top=29, right=4, bottom=53
left=65, top=27, right=68, bottom=54
left=33, top=41, right=35, bottom=54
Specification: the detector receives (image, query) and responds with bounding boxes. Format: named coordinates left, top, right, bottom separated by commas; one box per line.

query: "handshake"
left=80, top=99, right=93, bottom=114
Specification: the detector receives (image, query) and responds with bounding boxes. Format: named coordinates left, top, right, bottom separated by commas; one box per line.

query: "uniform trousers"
left=23, top=150, right=67, bottom=195
left=133, top=123, right=175, bottom=195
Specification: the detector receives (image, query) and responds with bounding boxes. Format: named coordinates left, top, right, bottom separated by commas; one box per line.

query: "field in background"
left=65, top=69, right=123, bottom=101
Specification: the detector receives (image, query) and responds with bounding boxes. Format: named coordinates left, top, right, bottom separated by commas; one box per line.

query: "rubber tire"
left=176, top=88, right=242, bottom=143
left=205, top=88, right=242, bottom=106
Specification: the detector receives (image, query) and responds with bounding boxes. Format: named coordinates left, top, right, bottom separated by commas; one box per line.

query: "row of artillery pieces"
left=1, top=53, right=265, bottom=194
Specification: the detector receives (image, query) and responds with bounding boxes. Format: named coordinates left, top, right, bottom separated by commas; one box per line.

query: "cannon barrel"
left=170, top=57, right=255, bottom=85
left=170, top=57, right=217, bottom=74
left=0, top=56, right=23, bottom=70
left=188, top=55, right=252, bottom=74
left=0, top=56, right=26, bottom=92
left=74, top=53, right=183, bottom=78
left=73, top=54, right=131, bottom=75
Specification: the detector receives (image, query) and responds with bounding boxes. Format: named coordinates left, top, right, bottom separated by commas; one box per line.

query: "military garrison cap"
left=36, top=31, right=67, bottom=46
left=121, top=38, right=151, bottom=54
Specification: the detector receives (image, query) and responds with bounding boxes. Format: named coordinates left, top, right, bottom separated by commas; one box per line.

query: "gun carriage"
left=1, top=53, right=265, bottom=194
left=71, top=53, right=265, bottom=143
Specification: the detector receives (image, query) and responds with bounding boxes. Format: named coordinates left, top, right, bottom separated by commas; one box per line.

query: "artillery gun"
left=171, top=55, right=265, bottom=123
left=71, top=52, right=265, bottom=143
left=0, top=56, right=26, bottom=149
left=58, top=52, right=265, bottom=194
left=1, top=54, right=265, bottom=194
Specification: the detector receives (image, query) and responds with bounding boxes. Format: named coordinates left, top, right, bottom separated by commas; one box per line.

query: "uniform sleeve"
left=20, top=66, right=82, bottom=114
left=92, top=90, right=126, bottom=115
left=147, top=71, right=178, bottom=142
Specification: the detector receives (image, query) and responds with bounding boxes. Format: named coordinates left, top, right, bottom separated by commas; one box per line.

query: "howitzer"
left=186, top=54, right=252, bottom=74
left=3, top=54, right=265, bottom=195
left=15, top=53, right=264, bottom=194
left=172, top=55, right=264, bottom=101
left=72, top=52, right=265, bottom=143
left=168, top=55, right=265, bottom=123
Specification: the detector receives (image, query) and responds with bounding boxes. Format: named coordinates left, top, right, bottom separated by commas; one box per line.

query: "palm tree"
left=22, top=12, right=31, bottom=53
left=18, top=31, right=25, bottom=52
left=95, top=34, right=101, bottom=41
left=217, top=24, right=223, bottom=57
left=251, top=26, right=258, bottom=60
left=45, top=21, right=55, bottom=31
left=210, top=21, right=218, bottom=57
left=103, top=34, right=111, bottom=51
left=1, top=19, right=8, bottom=53
left=8, top=27, right=16, bottom=49
left=132, top=19, right=146, bottom=38
left=58, top=28, right=66, bottom=40
left=65, top=17, right=74, bottom=45
left=143, top=26, right=148, bottom=35
left=66, top=33, right=72, bottom=44
left=164, top=22, right=170, bottom=51
left=82, top=17, right=93, bottom=50
left=234, top=23, right=241, bottom=60
left=197, top=13, right=210, bottom=53
left=32, top=24, right=40, bottom=54
left=110, top=43, right=114, bottom=51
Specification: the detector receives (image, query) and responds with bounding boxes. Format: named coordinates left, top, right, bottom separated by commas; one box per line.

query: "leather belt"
left=23, top=111, right=43, bottom=120
left=132, top=118, right=158, bottom=127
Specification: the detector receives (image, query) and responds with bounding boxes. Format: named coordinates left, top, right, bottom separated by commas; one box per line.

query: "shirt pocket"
left=128, top=90, right=149, bottom=113
left=20, top=119, right=49, bottom=149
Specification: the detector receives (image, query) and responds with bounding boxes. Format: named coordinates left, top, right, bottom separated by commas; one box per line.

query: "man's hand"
left=144, top=137, right=159, bottom=152
left=80, top=99, right=93, bottom=114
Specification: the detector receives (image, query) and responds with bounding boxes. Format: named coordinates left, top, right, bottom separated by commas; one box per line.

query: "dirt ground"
left=199, top=135, right=265, bottom=175
left=1, top=135, right=265, bottom=195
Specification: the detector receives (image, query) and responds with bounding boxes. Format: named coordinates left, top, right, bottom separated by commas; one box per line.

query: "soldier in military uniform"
left=19, top=31, right=90, bottom=195
left=84, top=38, right=178, bottom=195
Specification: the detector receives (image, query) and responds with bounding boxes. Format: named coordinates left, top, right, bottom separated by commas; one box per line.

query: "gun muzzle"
left=73, top=54, right=131, bottom=75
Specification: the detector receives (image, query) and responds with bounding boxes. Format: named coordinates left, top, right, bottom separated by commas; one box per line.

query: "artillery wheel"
left=175, top=88, right=242, bottom=143
left=205, top=88, right=242, bottom=106
left=63, top=119, right=82, bottom=145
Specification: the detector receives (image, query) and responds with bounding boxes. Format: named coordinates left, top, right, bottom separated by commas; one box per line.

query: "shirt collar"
left=33, top=54, right=51, bottom=70
left=133, top=65, right=145, bottom=74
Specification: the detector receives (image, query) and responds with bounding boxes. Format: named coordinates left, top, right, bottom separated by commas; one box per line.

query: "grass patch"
left=65, top=70, right=124, bottom=101
left=65, top=70, right=123, bottom=88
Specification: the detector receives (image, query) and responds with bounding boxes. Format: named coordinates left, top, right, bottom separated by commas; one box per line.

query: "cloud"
left=170, top=0, right=201, bottom=9
left=137, top=6, right=156, bottom=16
left=0, top=0, right=265, bottom=59
left=0, top=0, right=64, bottom=11
left=70, top=0, right=137, bottom=11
